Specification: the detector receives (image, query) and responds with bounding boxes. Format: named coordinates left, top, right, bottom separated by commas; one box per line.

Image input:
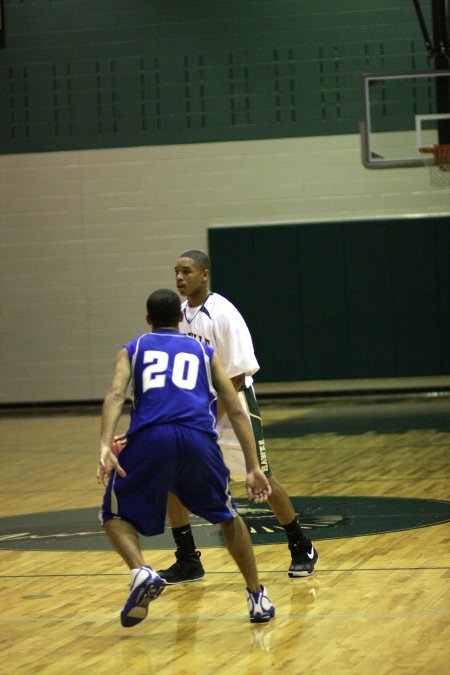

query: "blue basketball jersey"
left=124, top=330, right=218, bottom=439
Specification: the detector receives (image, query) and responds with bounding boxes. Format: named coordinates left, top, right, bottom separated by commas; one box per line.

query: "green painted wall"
left=0, top=0, right=431, bottom=153
left=208, top=216, right=450, bottom=381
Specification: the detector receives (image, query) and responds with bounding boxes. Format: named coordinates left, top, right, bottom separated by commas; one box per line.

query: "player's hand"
left=246, top=468, right=272, bottom=504
left=111, top=434, right=127, bottom=456
left=96, top=443, right=127, bottom=486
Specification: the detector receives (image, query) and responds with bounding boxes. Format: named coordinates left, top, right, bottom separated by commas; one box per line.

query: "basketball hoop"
left=418, top=144, right=450, bottom=187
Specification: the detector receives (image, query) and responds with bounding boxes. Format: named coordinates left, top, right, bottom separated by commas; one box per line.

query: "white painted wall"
left=1, top=134, right=448, bottom=403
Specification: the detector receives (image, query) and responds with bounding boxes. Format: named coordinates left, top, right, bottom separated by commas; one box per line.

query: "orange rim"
left=418, top=144, right=450, bottom=154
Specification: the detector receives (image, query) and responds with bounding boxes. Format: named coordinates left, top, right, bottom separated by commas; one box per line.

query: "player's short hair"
left=146, top=289, right=181, bottom=329
left=180, top=249, right=210, bottom=270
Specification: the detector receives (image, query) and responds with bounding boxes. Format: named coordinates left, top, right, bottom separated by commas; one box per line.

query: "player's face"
left=175, top=257, right=209, bottom=303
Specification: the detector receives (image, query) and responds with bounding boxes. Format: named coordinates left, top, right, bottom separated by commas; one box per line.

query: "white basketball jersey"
left=179, top=292, right=259, bottom=481
left=179, top=292, right=259, bottom=387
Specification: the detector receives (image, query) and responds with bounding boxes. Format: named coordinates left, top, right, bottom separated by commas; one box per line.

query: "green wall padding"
left=208, top=216, right=450, bottom=382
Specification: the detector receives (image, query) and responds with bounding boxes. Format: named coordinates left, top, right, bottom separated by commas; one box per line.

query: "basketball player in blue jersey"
left=97, top=289, right=275, bottom=626
left=157, top=251, right=318, bottom=584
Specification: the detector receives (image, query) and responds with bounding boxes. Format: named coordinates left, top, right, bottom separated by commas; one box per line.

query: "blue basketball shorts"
left=101, top=424, right=237, bottom=536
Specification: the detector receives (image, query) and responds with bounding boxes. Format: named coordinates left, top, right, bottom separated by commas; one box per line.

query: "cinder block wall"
left=2, top=137, right=448, bottom=403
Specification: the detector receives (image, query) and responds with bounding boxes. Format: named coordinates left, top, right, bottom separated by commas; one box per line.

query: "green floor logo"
left=0, top=496, right=448, bottom=551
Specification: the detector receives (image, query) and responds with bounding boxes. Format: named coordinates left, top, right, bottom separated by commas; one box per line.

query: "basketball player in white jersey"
left=157, top=250, right=319, bottom=584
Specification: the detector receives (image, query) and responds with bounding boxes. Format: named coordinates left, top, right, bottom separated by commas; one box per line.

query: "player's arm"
left=211, top=353, right=270, bottom=503
left=96, top=348, right=130, bottom=485
left=216, top=372, right=245, bottom=423
left=213, top=302, right=258, bottom=424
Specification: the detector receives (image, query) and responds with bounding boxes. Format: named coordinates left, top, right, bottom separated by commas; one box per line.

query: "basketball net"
left=418, top=145, right=450, bottom=187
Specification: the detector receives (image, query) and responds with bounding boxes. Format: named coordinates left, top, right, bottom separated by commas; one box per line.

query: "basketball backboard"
left=360, top=70, right=450, bottom=168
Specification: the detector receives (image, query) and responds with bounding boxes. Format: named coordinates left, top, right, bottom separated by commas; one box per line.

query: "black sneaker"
left=157, top=550, right=205, bottom=585
left=288, top=539, right=319, bottom=577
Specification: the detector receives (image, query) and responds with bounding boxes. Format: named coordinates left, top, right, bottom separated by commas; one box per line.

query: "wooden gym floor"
left=1, top=393, right=449, bottom=674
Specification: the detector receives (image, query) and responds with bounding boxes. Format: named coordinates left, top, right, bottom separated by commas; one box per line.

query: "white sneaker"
left=120, top=566, right=165, bottom=627
left=246, top=585, right=275, bottom=623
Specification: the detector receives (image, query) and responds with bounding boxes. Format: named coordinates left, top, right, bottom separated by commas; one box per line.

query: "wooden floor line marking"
left=2, top=610, right=450, bottom=623
left=1, top=565, right=449, bottom=580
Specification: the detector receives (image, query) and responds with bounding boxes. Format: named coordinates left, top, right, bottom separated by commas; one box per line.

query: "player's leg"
left=101, top=425, right=180, bottom=626
left=175, top=428, right=274, bottom=623
left=220, top=514, right=259, bottom=590
left=110, top=431, right=204, bottom=583
left=104, top=517, right=145, bottom=569
left=266, top=473, right=319, bottom=576
left=157, top=492, right=205, bottom=584
left=242, top=385, right=319, bottom=577
left=103, top=518, right=164, bottom=628
left=267, top=474, right=296, bottom=523
left=220, top=515, right=275, bottom=623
